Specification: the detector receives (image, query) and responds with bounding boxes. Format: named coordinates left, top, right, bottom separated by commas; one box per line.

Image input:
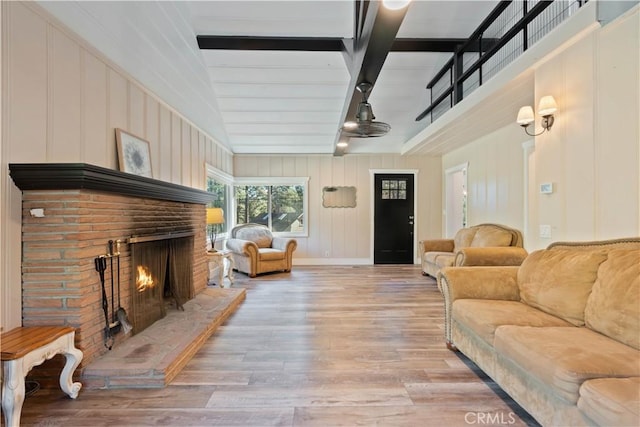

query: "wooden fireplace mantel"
left=9, top=163, right=215, bottom=205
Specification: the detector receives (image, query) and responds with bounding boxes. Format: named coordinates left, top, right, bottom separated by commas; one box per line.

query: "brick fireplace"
left=9, top=164, right=213, bottom=371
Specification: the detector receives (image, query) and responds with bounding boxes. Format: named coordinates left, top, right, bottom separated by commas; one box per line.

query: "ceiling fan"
left=341, top=82, right=391, bottom=138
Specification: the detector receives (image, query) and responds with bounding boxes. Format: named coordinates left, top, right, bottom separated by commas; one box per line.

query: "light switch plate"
left=540, top=183, right=554, bottom=194
left=539, top=224, right=552, bottom=238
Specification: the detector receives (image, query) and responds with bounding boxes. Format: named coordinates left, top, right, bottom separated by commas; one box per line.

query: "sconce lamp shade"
left=537, top=96, right=558, bottom=116
left=517, top=106, right=535, bottom=125
left=206, top=207, right=224, bottom=225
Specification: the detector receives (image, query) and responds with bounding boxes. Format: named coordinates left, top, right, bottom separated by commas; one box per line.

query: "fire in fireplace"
left=129, top=232, right=195, bottom=334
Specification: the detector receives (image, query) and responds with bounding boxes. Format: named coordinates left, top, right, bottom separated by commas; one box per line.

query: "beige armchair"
left=420, top=223, right=527, bottom=287
left=225, top=223, right=297, bottom=278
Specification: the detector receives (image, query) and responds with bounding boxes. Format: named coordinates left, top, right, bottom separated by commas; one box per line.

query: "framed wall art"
left=115, top=129, right=153, bottom=178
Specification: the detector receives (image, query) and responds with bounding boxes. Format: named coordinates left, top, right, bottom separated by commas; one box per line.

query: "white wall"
left=442, top=125, right=527, bottom=240
left=529, top=5, right=639, bottom=249
left=0, top=2, right=233, bottom=330
left=234, top=154, right=442, bottom=263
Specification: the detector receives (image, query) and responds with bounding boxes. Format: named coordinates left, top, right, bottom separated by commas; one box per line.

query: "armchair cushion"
left=234, top=226, right=273, bottom=248
left=470, top=226, right=514, bottom=247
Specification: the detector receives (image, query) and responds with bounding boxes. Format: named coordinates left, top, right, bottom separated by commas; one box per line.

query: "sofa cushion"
left=494, top=326, right=640, bottom=404
left=470, top=226, right=513, bottom=247
left=452, top=299, right=572, bottom=346
left=235, top=226, right=273, bottom=248
left=517, top=249, right=608, bottom=326
left=585, top=249, right=640, bottom=350
left=453, top=228, right=477, bottom=252
left=424, top=251, right=455, bottom=268
left=578, top=377, right=640, bottom=427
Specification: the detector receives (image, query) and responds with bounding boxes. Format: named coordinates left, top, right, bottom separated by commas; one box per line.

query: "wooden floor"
left=13, top=265, right=538, bottom=427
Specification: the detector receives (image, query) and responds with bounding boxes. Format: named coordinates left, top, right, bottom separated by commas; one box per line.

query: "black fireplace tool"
left=94, top=256, right=114, bottom=349
left=113, top=240, right=133, bottom=334
left=107, top=241, right=122, bottom=337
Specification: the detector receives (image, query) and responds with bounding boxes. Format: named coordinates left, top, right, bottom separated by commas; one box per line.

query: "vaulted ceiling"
left=39, top=0, right=533, bottom=156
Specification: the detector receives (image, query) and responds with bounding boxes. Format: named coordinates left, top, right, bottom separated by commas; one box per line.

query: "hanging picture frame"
left=115, top=129, right=153, bottom=178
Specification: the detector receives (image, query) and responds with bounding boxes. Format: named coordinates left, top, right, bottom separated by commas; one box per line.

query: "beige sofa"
left=439, top=238, right=640, bottom=426
left=420, top=223, right=528, bottom=282
left=225, top=223, right=297, bottom=278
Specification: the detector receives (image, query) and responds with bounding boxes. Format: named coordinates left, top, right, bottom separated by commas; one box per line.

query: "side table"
left=206, top=250, right=235, bottom=288
left=1, top=326, right=83, bottom=427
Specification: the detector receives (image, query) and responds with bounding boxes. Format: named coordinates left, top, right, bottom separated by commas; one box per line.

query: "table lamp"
left=206, top=207, right=224, bottom=251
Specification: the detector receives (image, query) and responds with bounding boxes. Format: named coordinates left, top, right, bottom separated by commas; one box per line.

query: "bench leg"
left=60, top=346, right=83, bottom=399
left=2, top=359, right=26, bottom=427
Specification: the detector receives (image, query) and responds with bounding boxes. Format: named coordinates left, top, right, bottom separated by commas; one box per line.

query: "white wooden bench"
left=1, top=326, right=83, bottom=427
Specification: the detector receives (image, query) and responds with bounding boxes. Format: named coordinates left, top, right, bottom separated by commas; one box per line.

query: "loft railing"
left=415, top=0, right=588, bottom=124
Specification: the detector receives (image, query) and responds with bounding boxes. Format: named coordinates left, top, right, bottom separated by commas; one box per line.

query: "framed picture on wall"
left=115, top=129, right=153, bottom=178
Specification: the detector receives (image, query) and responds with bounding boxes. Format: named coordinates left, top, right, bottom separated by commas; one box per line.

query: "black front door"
left=374, top=173, right=414, bottom=264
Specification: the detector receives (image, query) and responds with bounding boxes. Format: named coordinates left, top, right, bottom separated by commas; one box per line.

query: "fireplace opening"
left=129, top=233, right=195, bottom=334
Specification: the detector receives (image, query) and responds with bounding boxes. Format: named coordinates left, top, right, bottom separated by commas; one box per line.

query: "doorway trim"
left=444, top=162, right=469, bottom=238
left=369, top=169, right=419, bottom=264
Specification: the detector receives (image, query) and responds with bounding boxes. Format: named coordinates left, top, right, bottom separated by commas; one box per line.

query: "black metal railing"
left=416, top=0, right=588, bottom=124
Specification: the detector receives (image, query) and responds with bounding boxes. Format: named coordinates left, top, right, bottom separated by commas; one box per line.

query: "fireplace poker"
left=107, top=240, right=121, bottom=336
left=114, top=239, right=133, bottom=334
left=94, top=255, right=114, bottom=349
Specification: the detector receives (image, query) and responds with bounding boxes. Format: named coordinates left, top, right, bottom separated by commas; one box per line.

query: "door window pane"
left=380, top=179, right=407, bottom=200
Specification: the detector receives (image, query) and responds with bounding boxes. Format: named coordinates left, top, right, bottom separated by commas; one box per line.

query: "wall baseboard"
left=293, top=258, right=420, bottom=266
left=293, top=258, right=371, bottom=266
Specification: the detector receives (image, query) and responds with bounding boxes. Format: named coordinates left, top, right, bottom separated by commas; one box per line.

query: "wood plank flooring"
left=12, top=265, right=538, bottom=426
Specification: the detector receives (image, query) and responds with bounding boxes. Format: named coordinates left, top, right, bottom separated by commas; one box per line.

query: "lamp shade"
left=206, top=207, right=224, bottom=225
left=537, top=96, right=557, bottom=116
left=516, top=106, right=535, bottom=125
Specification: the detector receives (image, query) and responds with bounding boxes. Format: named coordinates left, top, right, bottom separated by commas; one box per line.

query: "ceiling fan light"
left=383, top=0, right=411, bottom=10
left=343, top=121, right=358, bottom=130
left=356, top=102, right=375, bottom=122
left=341, top=80, right=391, bottom=138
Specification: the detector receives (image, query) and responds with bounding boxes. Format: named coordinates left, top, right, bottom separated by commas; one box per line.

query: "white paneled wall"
left=531, top=6, right=639, bottom=249
left=0, top=2, right=232, bottom=330
left=234, top=154, right=442, bottom=263
left=443, top=125, right=527, bottom=241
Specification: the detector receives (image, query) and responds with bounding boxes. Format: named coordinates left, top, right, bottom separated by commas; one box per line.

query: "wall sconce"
left=517, top=95, right=558, bottom=136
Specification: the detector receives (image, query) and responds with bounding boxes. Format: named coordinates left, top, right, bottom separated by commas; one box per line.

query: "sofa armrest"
left=419, top=239, right=455, bottom=254
left=439, top=266, right=520, bottom=301
left=438, top=266, right=520, bottom=348
left=454, top=246, right=528, bottom=267
left=225, top=238, right=259, bottom=257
